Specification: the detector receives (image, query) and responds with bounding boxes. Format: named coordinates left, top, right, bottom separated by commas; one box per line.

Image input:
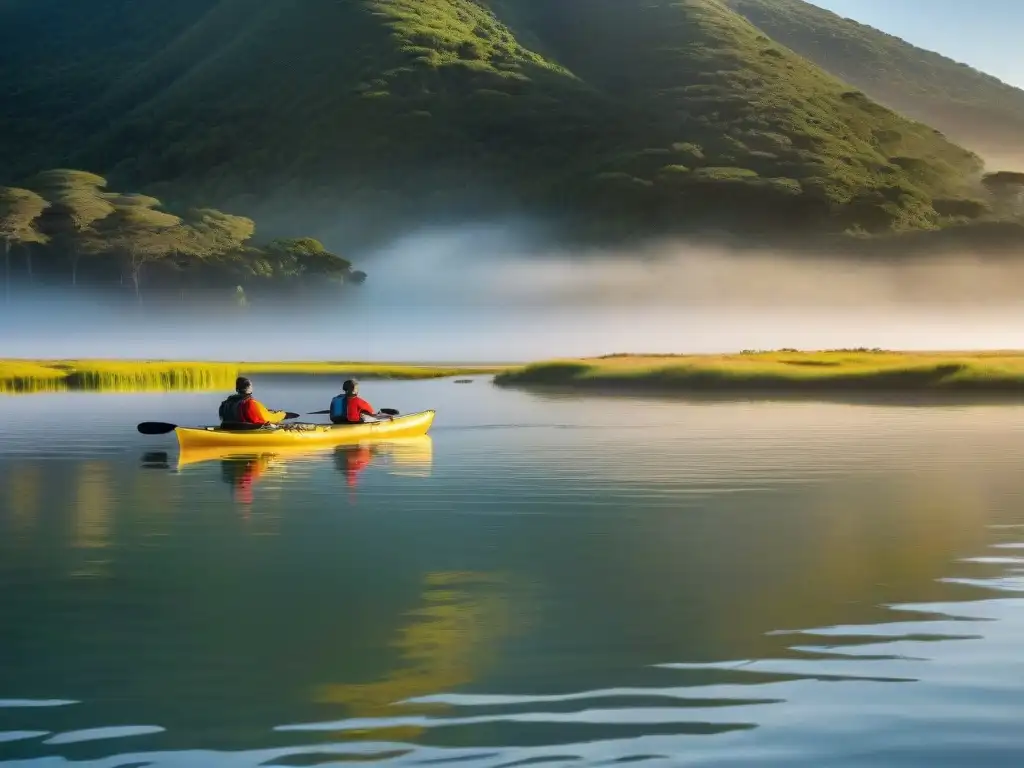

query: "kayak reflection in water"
left=335, top=444, right=378, bottom=490
left=219, top=376, right=287, bottom=428
left=220, top=454, right=272, bottom=508
left=216, top=445, right=379, bottom=506
left=328, top=379, right=393, bottom=424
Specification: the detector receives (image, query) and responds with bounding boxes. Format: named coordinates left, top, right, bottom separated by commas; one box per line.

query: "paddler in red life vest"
left=329, top=379, right=392, bottom=424
left=218, top=377, right=288, bottom=427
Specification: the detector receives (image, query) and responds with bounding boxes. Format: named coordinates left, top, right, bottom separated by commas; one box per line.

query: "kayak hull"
left=175, top=435, right=434, bottom=473
left=174, top=410, right=435, bottom=450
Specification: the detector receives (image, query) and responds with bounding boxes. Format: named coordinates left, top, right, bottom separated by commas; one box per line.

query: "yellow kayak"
left=174, top=410, right=435, bottom=450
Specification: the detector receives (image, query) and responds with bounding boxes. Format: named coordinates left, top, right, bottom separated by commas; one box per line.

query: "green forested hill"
left=722, top=0, right=1024, bottom=165
left=0, top=0, right=211, bottom=172
left=0, top=0, right=1004, bottom=246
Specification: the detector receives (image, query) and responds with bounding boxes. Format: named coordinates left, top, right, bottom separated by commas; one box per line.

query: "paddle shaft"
left=137, top=411, right=300, bottom=435
left=308, top=408, right=400, bottom=416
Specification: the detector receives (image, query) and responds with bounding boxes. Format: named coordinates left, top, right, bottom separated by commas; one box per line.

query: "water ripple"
left=43, top=725, right=166, bottom=745
left=0, top=731, right=49, bottom=743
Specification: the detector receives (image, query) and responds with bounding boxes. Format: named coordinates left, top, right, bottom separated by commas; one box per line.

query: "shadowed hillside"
left=0, top=0, right=210, bottom=172
left=0, top=0, right=1008, bottom=248
left=723, top=0, right=1024, bottom=167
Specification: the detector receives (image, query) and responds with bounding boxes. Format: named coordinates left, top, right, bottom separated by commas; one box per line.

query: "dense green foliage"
left=0, top=169, right=362, bottom=302
left=0, top=0, right=1018, bottom=245
left=722, top=0, right=1024, bottom=164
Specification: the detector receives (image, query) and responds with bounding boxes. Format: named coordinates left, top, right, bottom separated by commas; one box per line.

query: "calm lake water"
left=3, top=377, right=1024, bottom=766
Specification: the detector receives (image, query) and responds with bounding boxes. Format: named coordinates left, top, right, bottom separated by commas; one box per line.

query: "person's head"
left=342, top=379, right=358, bottom=395
left=235, top=376, right=253, bottom=395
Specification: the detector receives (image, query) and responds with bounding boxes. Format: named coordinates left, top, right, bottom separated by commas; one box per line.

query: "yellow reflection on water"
left=735, top=470, right=994, bottom=640
left=314, top=571, right=518, bottom=741
left=70, top=461, right=113, bottom=579
left=5, top=463, right=40, bottom=535
left=379, top=436, right=434, bottom=478
left=177, top=436, right=433, bottom=474
left=132, top=457, right=183, bottom=541
left=177, top=436, right=434, bottom=504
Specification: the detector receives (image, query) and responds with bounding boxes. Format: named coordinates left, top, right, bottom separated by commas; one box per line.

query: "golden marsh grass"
left=0, top=360, right=501, bottom=394
left=494, top=350, right=1024, bottom=394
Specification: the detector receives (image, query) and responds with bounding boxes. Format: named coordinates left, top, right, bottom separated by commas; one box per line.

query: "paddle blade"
left=380, top=408, right=400, bottom=416
left=137, top=422, right=177, bottom=435
left=283, top=412, right=300, bottom=420
left=307, top=410, right=330, bottom=415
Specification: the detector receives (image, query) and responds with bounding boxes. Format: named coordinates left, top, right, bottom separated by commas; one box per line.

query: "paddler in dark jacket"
left=219, top=377, right=287, bottom=426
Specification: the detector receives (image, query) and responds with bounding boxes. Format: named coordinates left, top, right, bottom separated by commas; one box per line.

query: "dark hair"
left=342, top=379, right=357, bottom=393
left=235, top=376, right=253, bottom=394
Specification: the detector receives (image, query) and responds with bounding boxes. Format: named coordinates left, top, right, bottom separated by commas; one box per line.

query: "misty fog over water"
left=5, top=225, right=1024, bottom=361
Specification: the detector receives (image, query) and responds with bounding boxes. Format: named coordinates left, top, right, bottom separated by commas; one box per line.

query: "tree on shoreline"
left=261, top=237, right=353, bottom=284
left=0, top=187, right=49, bottom=302
left=86, top=197, right=187, bottom=303
left=28, top=169, right=115, bottom=286
left=5, top=168, right=365, bottom=302
left=981, top=171, right=1024, bottom=216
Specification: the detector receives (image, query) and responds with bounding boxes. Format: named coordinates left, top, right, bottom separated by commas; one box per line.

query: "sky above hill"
left=810, top=0, right=1024, bottom=88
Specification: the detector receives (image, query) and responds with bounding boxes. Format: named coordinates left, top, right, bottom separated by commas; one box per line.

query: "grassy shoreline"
left=493, top=351, right=1024, bottom=396
left=0, top=360, right=503, bottom=394
left=10, top=351, right=1024, bottom=398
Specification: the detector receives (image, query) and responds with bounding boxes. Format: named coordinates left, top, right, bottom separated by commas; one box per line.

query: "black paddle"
left=137, top=412, right=301, bottom=436
left=307, top=407, right=400, bottom=416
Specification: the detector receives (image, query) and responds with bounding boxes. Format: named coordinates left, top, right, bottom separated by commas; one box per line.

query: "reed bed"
left=493, top=350, right=1024, bottom=393
left=0, top=360, right=498, bottom=394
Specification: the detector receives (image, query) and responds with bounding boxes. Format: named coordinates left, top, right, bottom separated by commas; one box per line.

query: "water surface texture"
left=3, top=378, right=1024, bottom=766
